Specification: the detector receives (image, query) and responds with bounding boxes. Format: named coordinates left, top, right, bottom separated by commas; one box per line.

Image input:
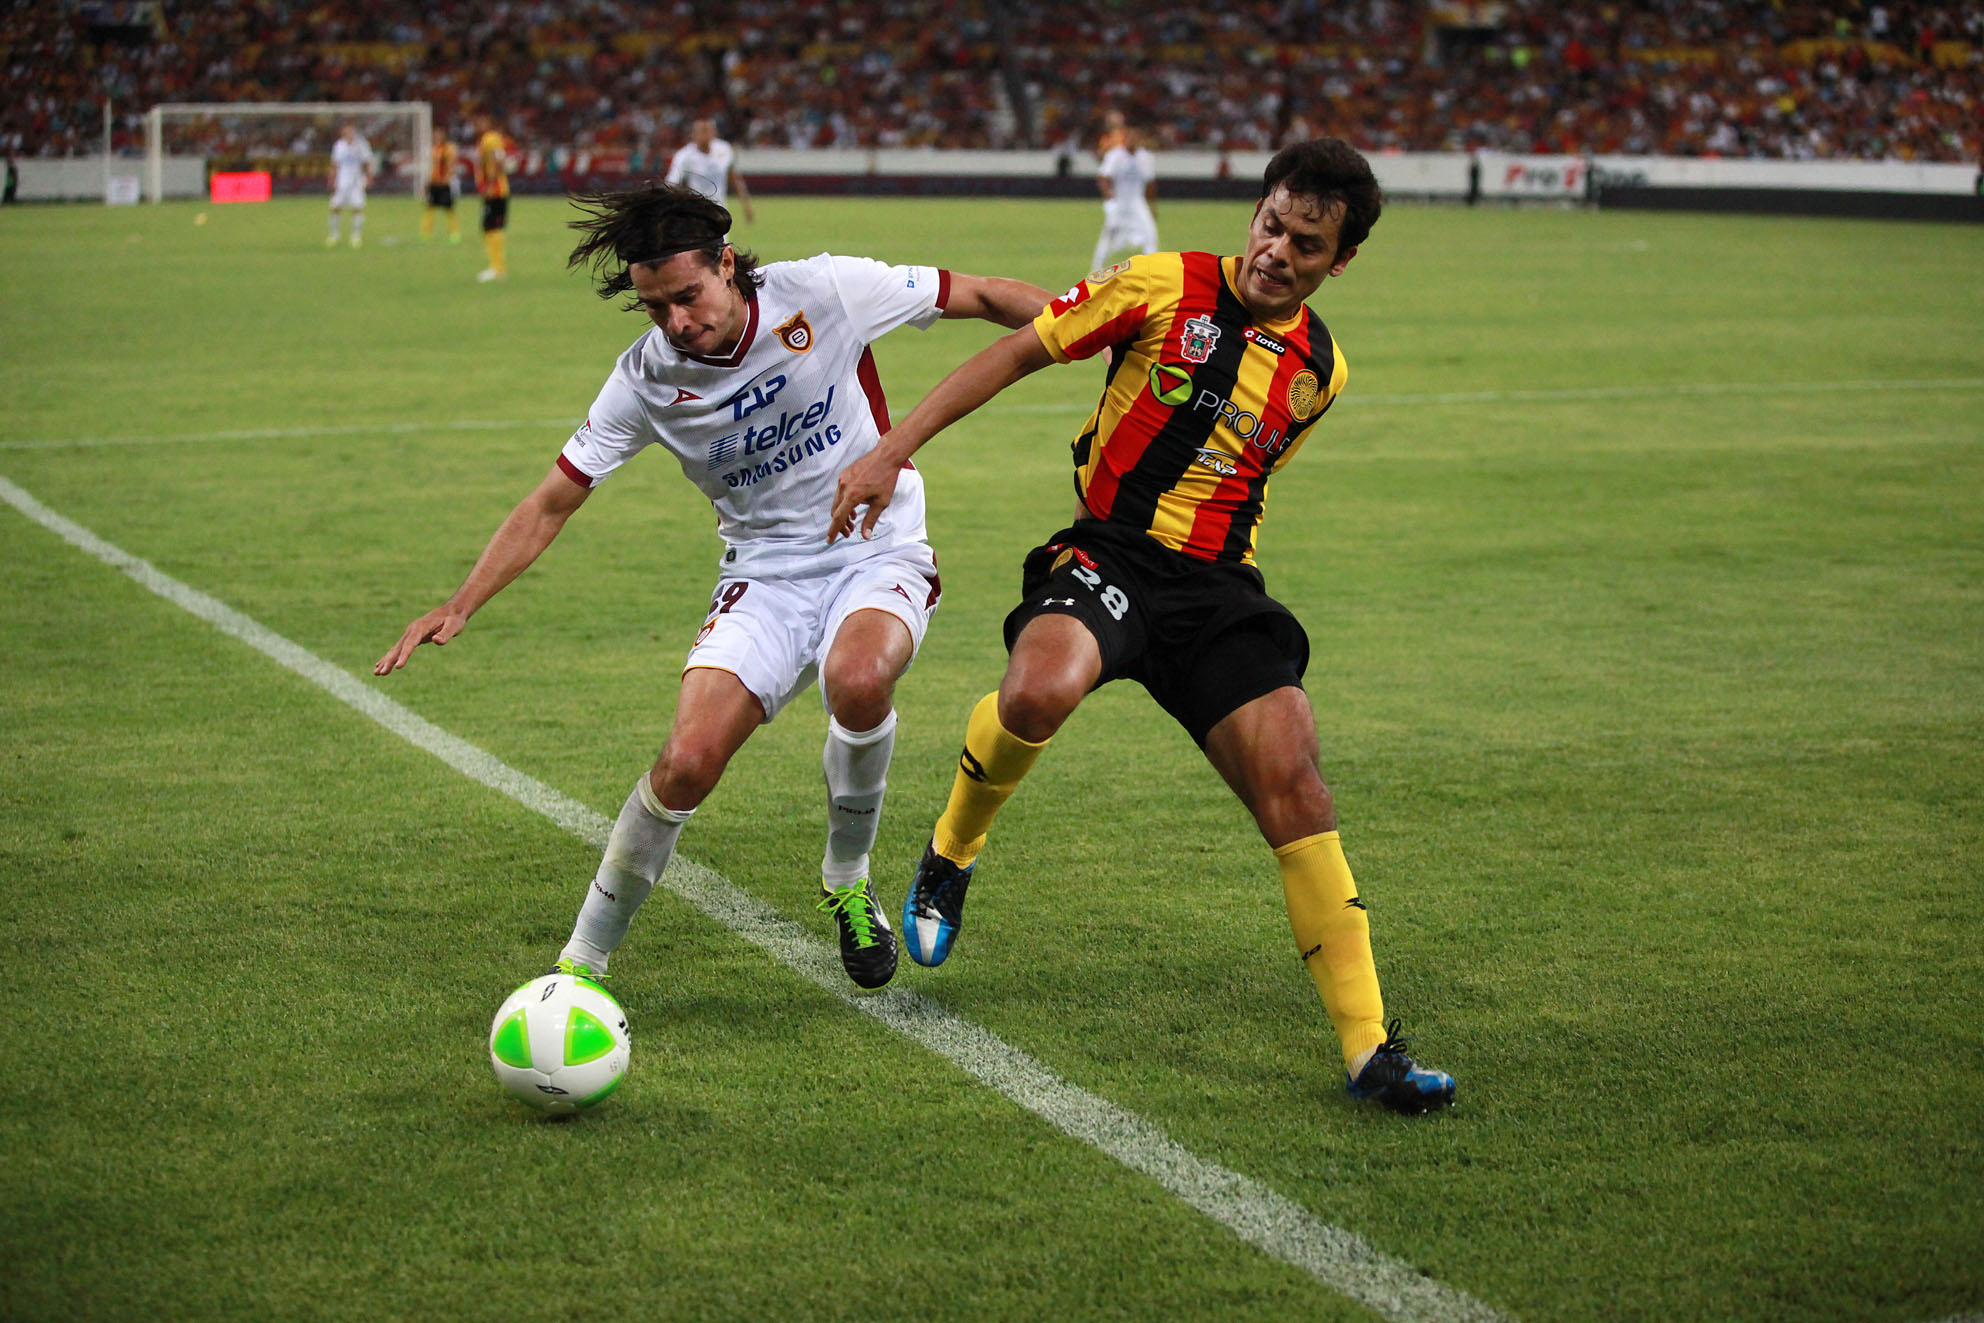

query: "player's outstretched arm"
left=941, top=274, right=1053, bottom=329
left=731, top=170, right=755, bottom=224
left=374, top=463, right=592, bottom=675
left=830, top=325, right=1055, bottom=543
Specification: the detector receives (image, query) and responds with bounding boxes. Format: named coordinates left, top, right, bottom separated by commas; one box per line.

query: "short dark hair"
left=1260, top=138, right=1383, bottom=256
left=566, top=183, right=764, bottom=308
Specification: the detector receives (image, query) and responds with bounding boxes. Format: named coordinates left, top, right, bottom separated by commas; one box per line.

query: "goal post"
left=145, top=101, right=431, bottom=204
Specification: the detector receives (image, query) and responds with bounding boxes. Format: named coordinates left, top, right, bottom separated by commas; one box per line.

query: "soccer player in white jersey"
left=1092, top=124, right=1159, bottom=270
left=327, top=123, right=372, bottom=249
left=376, top=183, right=1049, bottom=990
left=664, top=119, right=755, bottom=224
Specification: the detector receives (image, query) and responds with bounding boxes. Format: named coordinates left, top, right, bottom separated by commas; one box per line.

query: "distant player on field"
left=376, top=183, right=1051, bottom=991
left=1093, top=117, right=1159, bottom=269
left=421, top=128, right=461, bottom=244
left=326, top=123, right=372, bottom=248
left=830, top=139, right=1457, bottom=1114
left=472, top=113, right=511, bottom=281
left=664, top=118, right=754, bottom=224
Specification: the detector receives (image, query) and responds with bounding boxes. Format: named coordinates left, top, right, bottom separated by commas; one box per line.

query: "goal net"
left=144, top=102, right=431, bottom=203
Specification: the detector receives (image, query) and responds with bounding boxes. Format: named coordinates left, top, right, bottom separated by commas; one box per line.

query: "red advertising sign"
left=210, top=172, right=273, bottom=203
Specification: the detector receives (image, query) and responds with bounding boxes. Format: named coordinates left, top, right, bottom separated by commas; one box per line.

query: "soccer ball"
left=488, top=972, right=630, bottom=1115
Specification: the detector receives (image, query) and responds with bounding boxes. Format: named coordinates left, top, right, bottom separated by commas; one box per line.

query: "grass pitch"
left=1, top=192, right=1980, bottom=1323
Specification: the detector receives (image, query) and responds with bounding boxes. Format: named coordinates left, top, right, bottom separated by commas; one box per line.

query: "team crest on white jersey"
left=775, top=311, right=814, bottom=353
left=1181, top=315, right=1221, bottom=364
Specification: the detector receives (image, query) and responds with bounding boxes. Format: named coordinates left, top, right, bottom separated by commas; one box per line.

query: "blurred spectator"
left=4, top=0, right=1979, bottom=165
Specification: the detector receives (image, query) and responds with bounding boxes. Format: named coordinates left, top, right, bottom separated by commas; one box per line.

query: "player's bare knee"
left=651, top=743, right=726, bottom=808
left=821, top=656, right=896, bottom=730
left=997, top=675, right=1079, bottom=743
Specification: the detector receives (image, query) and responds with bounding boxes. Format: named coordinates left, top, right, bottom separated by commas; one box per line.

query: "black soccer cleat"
left=1346, top=1019, right=1456, bottom=1115
left=818, top=878, right=897, bottom=989
left=903, top=840, right=975, bottom=967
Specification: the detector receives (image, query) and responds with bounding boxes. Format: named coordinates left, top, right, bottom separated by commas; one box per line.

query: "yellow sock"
left=420, top=209, right=434, bottom=239
left=448, top=215, right=461, bottom=240
left=1276, top=831, right=1389, bottom=1072
left=931, top=692, right=1048, bottom=866
left=485, top=229, right=507, bottom=274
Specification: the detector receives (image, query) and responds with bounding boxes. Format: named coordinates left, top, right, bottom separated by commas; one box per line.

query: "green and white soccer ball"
left=488, top=973, right=630, bottom=1114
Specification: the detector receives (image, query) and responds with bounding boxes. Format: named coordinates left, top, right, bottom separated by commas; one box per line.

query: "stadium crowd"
left=4, top=0, right=1980, bottom=166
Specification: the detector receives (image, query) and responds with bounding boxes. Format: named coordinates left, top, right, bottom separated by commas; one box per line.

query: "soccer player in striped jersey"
left=377, top=183, right=1050, bottom=992
left=831, top=139, right=1456, bottom=1114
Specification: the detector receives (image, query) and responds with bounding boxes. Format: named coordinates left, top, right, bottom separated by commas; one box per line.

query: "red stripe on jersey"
left=935, top=269, right=951, bottom=312
left=1081, top=254, right=1220, bottom=521
left=1062, top=306, right=1145, bottom=362
left=556, top=453, right=596, bottom=488
left=856, top=347, right=890, bottom=433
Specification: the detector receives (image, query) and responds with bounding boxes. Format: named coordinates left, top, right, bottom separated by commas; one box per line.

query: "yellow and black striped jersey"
left=1031, top=251, right=1348, bottom=564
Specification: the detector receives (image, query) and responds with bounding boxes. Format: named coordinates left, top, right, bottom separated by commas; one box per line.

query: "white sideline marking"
left=0, top=470, right=1505, bottom=1323
left=7, top=376, right=1980, bottom=451
left=0, top=417, right=579, bottom=452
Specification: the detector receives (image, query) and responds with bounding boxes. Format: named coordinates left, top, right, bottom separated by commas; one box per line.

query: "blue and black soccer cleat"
left=1347, top=1019, right=1456, bottom=1115
left=903, top=840, right=975, bottom=967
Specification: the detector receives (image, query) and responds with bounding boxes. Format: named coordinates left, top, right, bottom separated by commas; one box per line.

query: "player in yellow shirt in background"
left=473, top=113, right=512, bottom=282
left=421, top=129, right=462, bottom=244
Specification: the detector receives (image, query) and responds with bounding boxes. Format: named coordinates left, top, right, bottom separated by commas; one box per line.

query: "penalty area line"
left=0, top=469, right=1506, bottom=1323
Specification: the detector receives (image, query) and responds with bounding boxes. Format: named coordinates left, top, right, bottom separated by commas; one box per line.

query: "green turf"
left=1, top=193, right=1979, bottom=1323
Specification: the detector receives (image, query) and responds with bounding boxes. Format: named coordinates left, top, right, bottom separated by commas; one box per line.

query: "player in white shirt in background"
left=665, top=118, right=756, bottom=224
left=376, top=183, right=1048, bottom=991
left=327, top=123, right=373, bottom=248
left=1092, top=117, right=1159, bottom=270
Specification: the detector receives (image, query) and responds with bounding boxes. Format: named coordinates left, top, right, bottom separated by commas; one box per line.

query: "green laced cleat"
left=818, top=878, right=898, bottom=989
left=547, top=956, right=616, bottom=1002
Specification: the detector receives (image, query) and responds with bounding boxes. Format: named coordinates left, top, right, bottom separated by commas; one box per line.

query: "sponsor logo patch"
left=775, top=311, right=814, bottom=353
left=1243, top=327, right=1286, bottom=355
left=1287, top=369, right=1323, bottom=420
left=1148, top=362, right=1193, bottom=406
left=1180, top=314, right=1221, bottom=364
left=1086, top=259, right=1132, bottom=284
left=1191, top=447, right=1238, bottom=476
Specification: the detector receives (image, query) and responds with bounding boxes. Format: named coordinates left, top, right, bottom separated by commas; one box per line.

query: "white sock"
left=561, top=775, right=692, bottom=972
left=821, top=710, right=895, bottom=888
left=351, top=211, right=364, bottom=238
left=328, top=212, right=340, bottom=238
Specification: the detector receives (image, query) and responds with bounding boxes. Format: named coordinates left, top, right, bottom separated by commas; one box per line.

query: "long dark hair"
left=1260, top=138, right=1383, bottom=256
left=566, top=183, right=764, bottom=308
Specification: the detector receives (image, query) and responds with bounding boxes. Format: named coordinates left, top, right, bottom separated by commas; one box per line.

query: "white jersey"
left=1099, top=145, right=1156, bottom=223
left=331, top=136, right=372, bottom=189
left=560, top=253, right=951, bottom=578
left=665, top=139, right=738, bottom=206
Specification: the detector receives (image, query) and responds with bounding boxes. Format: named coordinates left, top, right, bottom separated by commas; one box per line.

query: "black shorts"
left=481, top=196, right=508, bottom=231
left=1002, top=519, right=1310, bottom=748
left=426, top=183, right=454, bottom=208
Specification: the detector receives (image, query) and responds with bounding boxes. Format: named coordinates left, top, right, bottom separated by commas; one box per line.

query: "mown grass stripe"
left=0, top=469, right=1506, bottom=1323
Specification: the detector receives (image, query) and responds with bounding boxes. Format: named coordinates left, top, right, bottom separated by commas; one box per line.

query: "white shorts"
left=685, top=544, right=941, bottom=722
left=331, top=180, right=367, bottom=209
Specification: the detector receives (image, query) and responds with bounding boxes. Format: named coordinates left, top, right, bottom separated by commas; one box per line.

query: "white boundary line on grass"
left=0, top=470, right=1507, bottom=1323
left=5, top=376, right=1981, bottom=451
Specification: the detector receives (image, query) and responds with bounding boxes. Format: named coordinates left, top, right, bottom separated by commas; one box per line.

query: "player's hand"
left=375, top=605, right=468, bottom=675
left=829, top=453, right=897, bottom=544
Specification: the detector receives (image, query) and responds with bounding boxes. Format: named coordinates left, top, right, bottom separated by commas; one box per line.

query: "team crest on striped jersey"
left=1180, top=315, right=1221, bottom=364
left=775, top=311, right=814, bottom=353
left=1287, top=369, right=1323, bottom=420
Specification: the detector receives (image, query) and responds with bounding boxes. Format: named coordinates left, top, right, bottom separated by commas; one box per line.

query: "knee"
left=1249, top=758, right=1336, bottom=843
left=997, top=673, right=1082, bottom=744
left=821, top=653, right=897, bottom=731
left=651, top=740, right=729, bottom=809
